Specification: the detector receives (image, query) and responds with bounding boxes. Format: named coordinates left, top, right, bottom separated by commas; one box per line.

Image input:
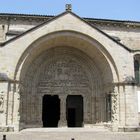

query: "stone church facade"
left=0, top=8, right=140, bottom=131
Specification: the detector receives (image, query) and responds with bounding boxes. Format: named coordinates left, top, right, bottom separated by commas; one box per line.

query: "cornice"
left=0, top=13, right=140, bottom=28
left=85, top=18, right=140, bottom=28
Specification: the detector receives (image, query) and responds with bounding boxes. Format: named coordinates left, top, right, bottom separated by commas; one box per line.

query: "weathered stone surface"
left=0, top=11, right=139, bottom=131
left=1, top=129, right=140, bottom=140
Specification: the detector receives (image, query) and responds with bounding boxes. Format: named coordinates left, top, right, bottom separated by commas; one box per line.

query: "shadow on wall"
left=0, top=73, right=10, bottom=81
left=123, top=76, right=136, bottom=85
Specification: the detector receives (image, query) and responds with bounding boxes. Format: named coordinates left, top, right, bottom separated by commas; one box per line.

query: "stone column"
left=91, top=96, right=96, bottom=124
left=37, top=95, right=43, bottom=127
left=119, top=85, right=126, bottom=126
left=83, top=96, right=88, bottom=125
left=106, top=94, right=111, bottom=122
left=12, top=82, right=20, bottom=131
left=0, top=82, right=10, bottom=131
left=111, top=86, right=119, bottom=131
left=58, top=95, right=67, bottom=127
left=83, top=95, right=92, bottom=127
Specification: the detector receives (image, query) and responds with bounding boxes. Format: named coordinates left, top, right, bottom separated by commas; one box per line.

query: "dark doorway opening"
left=66, top=95, right=83, bottom=127
left=42, top=95, right=60, bottom=127
left=67, top=108, right=76, bottom=127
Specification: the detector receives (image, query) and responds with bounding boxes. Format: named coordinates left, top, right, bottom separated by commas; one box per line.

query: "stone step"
left=21, top=127, right=110, bottom=133
left=1, top=131, right=140, bottom=140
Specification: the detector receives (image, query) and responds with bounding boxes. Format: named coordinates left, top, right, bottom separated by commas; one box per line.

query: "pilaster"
left=125, top=85, right=139, bottom=126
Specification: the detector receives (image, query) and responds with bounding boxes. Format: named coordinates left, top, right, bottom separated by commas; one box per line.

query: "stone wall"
left=99, top=25, right=140, bottom=50
left=0, top=23, right=7, bottom=42
left=0, top=14, right=140, bottom=51
left=0, top=12, right=139, bottom=131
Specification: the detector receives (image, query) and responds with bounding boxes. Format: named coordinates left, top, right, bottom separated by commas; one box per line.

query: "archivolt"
left=14, top=31, right=118, bottom=84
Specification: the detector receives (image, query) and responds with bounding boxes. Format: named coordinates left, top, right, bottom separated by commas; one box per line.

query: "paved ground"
left=1, top=128, right=140, bottom=140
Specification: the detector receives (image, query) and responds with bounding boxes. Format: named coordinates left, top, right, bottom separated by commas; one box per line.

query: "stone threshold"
left=21, top=127, right=110, bottom=133
left=118, top=126, right=140, bottom=132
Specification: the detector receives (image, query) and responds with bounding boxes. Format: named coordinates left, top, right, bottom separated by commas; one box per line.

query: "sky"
left=0, top=0, right=140, bottom=21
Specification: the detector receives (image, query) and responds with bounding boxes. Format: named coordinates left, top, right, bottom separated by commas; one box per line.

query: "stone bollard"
left=3, top=135, right=6, bottom=140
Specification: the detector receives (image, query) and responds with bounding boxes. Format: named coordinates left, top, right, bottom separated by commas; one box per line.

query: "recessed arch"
left=13, top=31, right=119, bottom=130
left=14, top=31, right=119, bottom=84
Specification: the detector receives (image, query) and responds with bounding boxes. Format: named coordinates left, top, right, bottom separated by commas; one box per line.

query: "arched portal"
left=17, top=32, right=116, bottom=130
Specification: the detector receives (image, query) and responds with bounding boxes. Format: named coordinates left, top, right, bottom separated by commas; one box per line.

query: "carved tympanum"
left=38, top=56, right=90, bottom=94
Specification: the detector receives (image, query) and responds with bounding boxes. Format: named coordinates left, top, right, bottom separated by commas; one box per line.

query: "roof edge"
left=0, top=11, right=135, bottom=52
left=0, top=12, right=140, bottom=25
left=0, top=11, right=69, bottom=46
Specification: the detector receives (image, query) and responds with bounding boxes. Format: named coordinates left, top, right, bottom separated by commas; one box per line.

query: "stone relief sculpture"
left=38, top=57, right=90, bottom=95
left=0, top=94, right=4, bottom=113
left=111, top=88, right=118, bottom=123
